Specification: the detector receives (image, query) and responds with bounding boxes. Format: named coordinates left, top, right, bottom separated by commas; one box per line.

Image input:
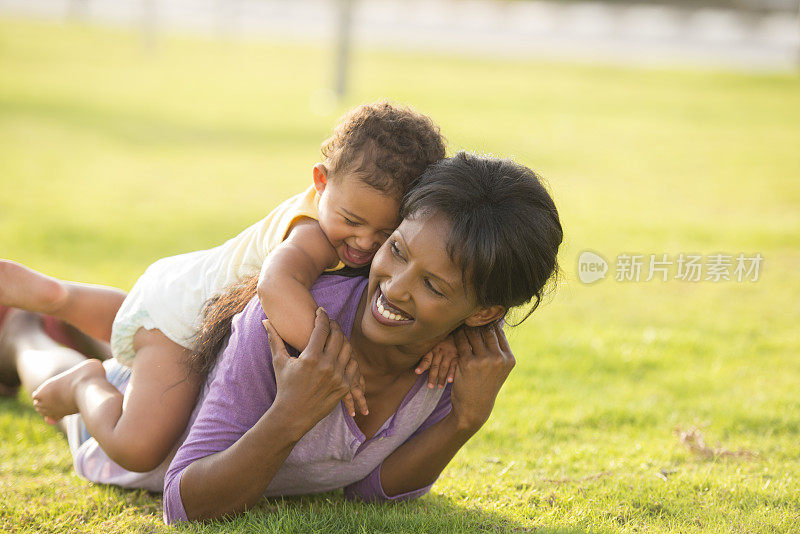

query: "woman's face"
left=361, top=211, right=484, bottom=352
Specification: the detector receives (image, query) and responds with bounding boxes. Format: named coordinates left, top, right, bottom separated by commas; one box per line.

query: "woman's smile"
left=360, top=213, right=487, bottom=352
left=371, top=286, right=415, bottom=325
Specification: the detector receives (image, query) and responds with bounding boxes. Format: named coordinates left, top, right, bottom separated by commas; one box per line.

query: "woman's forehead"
left=396, top=213, right=465, bottom=292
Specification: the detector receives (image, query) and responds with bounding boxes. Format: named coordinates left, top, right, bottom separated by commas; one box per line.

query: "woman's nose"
left=382, top=268, right=412, bottom=302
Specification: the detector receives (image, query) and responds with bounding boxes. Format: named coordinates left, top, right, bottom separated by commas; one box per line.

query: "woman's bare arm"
left=178, top=401, right=308, bottom=520
left=377, top=325, right=515, bottom=496
left=168, top=309, right=359, bottom=522
left=378, top=411, right=476, bottom=497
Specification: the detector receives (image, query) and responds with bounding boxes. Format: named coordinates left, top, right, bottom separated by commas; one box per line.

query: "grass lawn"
left=1, top=16, right=799, bottom=533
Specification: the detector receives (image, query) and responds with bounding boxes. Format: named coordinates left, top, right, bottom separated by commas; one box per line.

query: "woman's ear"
left=464, top=305, right=506, bottom=328
left=312, top=163, right=328, bottom=194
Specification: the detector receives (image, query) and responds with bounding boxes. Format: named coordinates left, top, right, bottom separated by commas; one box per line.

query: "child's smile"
left=314, top=169, right=401, bottom=269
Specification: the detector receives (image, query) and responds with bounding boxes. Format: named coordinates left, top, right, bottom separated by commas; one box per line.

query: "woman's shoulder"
left=309, top=275, right=368, bottom=337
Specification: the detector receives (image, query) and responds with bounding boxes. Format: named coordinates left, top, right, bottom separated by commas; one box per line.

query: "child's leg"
left=0, top=310, right=88, bottom=397
left=33, top=327, right=202, bottom=472
left=0, top=260, right=126, bottom=342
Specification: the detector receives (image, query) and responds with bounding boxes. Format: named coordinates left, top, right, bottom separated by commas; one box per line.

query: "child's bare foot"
left=31, top=359, right=104, bottom=423
left=0, top=260, right=69, bottom=315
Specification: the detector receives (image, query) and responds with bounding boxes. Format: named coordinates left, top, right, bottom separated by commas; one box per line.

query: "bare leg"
left=59, top=322, right=113, bottom=361
left=0, top=310, right=90, bottom=426
left=33, top=327, right=202, bottom=472
left=0, top=260, right=126, bottom=342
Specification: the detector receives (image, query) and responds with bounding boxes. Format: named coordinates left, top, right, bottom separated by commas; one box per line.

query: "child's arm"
left=257, top=219, right=339, bottom=353
left=257, top=220, right=369, bottom=417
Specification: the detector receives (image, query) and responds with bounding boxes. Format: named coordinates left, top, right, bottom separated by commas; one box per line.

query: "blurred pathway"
left=2, top=0, right=798, bottom=71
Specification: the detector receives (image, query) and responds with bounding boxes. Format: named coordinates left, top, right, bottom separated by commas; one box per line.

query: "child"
left=0, top=101, right=456, bottom=474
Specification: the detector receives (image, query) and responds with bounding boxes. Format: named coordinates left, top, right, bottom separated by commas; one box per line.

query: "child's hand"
left=415, top=335, right=459, bottom=389
left=343, top=367, right=368, bottom=418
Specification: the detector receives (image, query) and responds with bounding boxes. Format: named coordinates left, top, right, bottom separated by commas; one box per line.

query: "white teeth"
left=376, top=292, right=410, bottom=322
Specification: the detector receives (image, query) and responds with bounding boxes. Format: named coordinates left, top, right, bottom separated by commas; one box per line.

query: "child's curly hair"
left=321, top=101, right=446, bottom=198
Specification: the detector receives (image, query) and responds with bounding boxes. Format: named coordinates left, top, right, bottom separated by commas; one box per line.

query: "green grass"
left=1, top=16, right=799, bottom=533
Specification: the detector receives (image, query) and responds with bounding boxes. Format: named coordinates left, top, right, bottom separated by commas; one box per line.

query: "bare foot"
left=0, top=260, right=69, bottom=315
left=31, top=359, right=104, bottom=423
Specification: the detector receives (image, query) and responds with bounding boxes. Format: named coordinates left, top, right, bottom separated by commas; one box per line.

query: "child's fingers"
left=342, top=392, right=356, bottom=418
left=343, top=359, right=369, bottom=415
left=346, top=357, right=369, bottom=416
left=342, top=348, right=369, bottom=416
left=446, top=358, right=458, bottom=384
left=415, top=351, right=433, bottom=374
left=345, top=374, right=368, bottom=416
left=427, top=349, right=443, bottom=389
left=350, top=381, right=369, bottom=416
left=437, top=356, right=451, bottom=389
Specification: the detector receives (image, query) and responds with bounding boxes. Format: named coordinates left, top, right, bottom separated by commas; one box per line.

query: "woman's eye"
left=344, top=217, right=359, bottom=226
left=425, top=279, right=444, bottom=297
left=390, top=241, right=403, bottom=258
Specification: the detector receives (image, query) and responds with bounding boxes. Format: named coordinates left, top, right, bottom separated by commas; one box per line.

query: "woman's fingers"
left=495, top=323, right=511, bottom=352
left=263, top=319, right=289, bottom=362
left=305, top=307, right=331, bottom=357
left=495, top=324, right=515, bottom=369
left=482, top=324, right=503, bottom=355
left=333, top=335, right=352, bottom=377
left=323, top=319, right=345, bottom=360
left=453, top=328, right=473, bottom=358
left=464, top=327, right=486, bottom=357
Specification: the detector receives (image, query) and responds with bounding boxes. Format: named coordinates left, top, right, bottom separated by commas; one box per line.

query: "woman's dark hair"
left=402, top=151, right=563, bottom=325
left=188, top=151, right=563, bottom=374
left=187, top=275, right=259, bottom=376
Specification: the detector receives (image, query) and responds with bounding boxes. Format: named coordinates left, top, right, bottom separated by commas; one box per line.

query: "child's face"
left=314, top=165, right=401, bottom=268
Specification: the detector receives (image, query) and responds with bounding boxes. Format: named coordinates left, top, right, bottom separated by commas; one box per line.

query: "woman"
left=0, top=153, right=563, bottom=524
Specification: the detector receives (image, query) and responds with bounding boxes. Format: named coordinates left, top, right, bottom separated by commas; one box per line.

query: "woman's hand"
left=263, top=308, right=366, bottom=437
left=450, top=323, right=515, bottom=432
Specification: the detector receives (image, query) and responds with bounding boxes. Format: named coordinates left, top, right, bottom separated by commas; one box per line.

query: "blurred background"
left=2, top=0, right=799, bottom=73
left=1, top=1, right=799, bottom=532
